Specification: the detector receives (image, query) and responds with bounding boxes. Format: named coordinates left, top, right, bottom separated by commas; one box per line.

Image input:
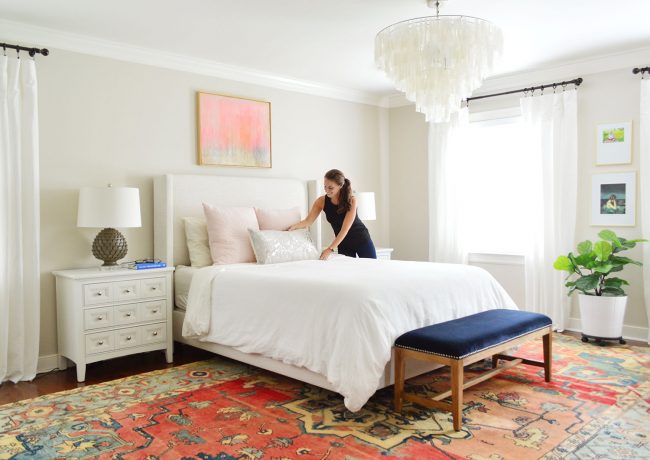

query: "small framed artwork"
left=591, top=172, right=636, bottom=226
left=197, top=92, right=271, bottom=168
left=596, top=121, right=632, bottom=165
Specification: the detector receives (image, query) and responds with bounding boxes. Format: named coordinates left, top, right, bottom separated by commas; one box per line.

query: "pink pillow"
left=202, top=204, right=259, bottom=264
left=255, top=207, right=301, bottom=231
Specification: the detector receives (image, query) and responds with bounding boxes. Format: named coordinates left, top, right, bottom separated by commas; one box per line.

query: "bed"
left=153, top=173, right=516, bottom=412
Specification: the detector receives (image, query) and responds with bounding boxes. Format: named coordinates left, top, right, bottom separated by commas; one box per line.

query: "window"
left=458, top=109, right=534, bottom=255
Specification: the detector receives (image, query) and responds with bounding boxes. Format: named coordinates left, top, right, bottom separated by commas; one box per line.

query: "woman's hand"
left=288, top=223, right=303, bottom=231
left=320, top=247, right=334, bottom=260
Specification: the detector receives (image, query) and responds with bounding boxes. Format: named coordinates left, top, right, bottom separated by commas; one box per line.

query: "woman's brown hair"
left=325, top=169, right=352, bottom=214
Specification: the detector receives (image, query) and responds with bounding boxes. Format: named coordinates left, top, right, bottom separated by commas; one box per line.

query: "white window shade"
left=77, top=186, right=141, bottom=228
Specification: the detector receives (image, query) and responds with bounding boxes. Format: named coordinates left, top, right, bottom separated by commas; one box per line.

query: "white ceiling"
left=1, top=0, right=650, bottom=97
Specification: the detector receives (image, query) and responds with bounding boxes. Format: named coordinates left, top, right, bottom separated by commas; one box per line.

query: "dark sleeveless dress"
left=323, top=195, right=371, bottom=252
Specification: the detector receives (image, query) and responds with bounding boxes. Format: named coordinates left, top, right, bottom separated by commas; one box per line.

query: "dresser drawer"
left=84, top=282, right=113, bottom=306
left=115, top=327, right=141, bottom=349
left=85, top=331, right=115, bottom=354
left=114, top=279, right=140, bottom=302
left=83, top=307, right=114, bottom=330
left=114, top=303, right=140, bottom=325
left=141, top=278, right=166, bottom=298
left=141, top=323, right=166, bottom=344
left=141, top=300, right=166, bottom=322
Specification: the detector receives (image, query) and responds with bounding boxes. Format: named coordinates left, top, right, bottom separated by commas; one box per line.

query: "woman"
left=605, top=194, right=618, bottom=211
left=289, top=169, right=376, bottom=260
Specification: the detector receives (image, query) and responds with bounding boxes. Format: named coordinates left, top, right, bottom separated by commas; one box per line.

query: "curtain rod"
left=633, top=67, right=650, bottom=75
left=466, top=77, right=583, bottom=103
left=1, top=42, right=49, bottom=57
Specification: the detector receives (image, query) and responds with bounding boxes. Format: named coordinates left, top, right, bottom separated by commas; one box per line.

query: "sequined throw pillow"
left=247, top=229, right=319, bottom=264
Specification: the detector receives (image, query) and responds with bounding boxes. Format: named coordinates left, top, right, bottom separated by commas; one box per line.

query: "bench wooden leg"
left=394, top=348, right=406, bottom=412
left=492, top=354, right=499, bottom=369
left=543, top=332, right=552, bottom=382
left=450, top=360, right=464, bottom=431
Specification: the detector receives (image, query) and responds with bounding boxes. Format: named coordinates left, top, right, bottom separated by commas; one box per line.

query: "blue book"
left=128, top=261, right=167, bottom=270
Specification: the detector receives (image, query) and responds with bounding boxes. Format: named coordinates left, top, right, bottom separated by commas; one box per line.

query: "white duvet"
left=183, top=255, right=516, bottom=411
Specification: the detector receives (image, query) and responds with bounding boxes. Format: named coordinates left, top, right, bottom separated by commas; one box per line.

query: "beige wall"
left=37, top=50, right=385, bottom=359
left=576, top=68, right=645, bottom=335
left=388, top=106, right=429, bottom=260
left=389, top=66, right=648, bottom=338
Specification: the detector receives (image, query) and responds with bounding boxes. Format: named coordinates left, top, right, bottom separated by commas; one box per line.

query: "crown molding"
left=3, top=17, right=649, bottom=109
left=0, top=18, right=383, bottom=107
left=382, top=93, right=411, bottom=108
left=475, top=45, right=650, bottom=96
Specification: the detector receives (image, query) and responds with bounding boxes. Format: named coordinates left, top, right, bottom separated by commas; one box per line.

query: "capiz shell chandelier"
left=375, top=0, right=503, bottom=123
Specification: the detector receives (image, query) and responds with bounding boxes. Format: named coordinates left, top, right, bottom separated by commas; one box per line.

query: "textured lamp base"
left=92, top=228, right=128, bottom=266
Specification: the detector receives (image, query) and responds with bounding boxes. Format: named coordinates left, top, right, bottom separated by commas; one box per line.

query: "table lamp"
left=77, top=185, right=141, bottom=266
left=356, top=192, right=376, bottom=221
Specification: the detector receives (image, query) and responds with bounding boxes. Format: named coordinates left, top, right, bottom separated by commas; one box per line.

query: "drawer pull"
left=97, top=316, right=104, bottom=321
left=126, top=313, right=132, bottom=317
left=125, top=289, right=131, bottom=294
left=98, top=340, right=104, bottom=345
left=151, top=287, right=157, bottom=291
left=152, top=331, right=158, bottom=336
left=126, top=336, right=132, bottom=341
left=96, top=292, right=103, bottom=297
left=152, top=309, right=158, bottom=314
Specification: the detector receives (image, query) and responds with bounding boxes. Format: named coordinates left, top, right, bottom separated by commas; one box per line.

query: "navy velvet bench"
left=393, top=309, right=552, bottom=431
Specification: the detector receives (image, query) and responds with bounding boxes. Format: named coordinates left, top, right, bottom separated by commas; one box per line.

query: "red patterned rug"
left=1, top=334, right=649, bottom=459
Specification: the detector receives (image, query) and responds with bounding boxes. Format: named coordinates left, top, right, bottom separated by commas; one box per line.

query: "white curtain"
left=428, top=108, right=469, bottom=263
left=640, top=79, right=650, bottom=343
left=0, top=55, right=41, bottom=383
left=519, top=91, right=578, bottom=330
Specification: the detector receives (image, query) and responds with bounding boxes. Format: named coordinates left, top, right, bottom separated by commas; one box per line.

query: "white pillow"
left=248, top=229, right=319, bottom=264
left=203, top=204, right=259, bottom=264
left=182, top=217, right=212, bottom=267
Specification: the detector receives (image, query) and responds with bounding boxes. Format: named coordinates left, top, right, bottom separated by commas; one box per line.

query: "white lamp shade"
left=356, top=192, right=376, bottom=221
left=77, top=186, right=142, bottom=228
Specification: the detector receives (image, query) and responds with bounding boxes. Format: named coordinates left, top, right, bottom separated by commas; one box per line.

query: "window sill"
left=468, top=253, right=524, bottom=266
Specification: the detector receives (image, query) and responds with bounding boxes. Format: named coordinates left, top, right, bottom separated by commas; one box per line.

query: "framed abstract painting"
left=591, top=172, right=636, bottom=226
left=596, top=121, right=632, bottom=165
left=197, top=92, right=272, bottom=168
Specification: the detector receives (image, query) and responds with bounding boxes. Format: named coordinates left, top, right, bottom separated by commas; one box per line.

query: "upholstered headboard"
left=153, top=174, right=321, bottom=266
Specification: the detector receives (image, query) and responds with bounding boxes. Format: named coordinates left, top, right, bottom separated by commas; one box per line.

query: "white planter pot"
left=578, top=294, right=627, bottom=340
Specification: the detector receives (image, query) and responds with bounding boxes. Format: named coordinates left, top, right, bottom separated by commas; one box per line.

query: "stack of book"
left=124, top=259, right=167, bottom=270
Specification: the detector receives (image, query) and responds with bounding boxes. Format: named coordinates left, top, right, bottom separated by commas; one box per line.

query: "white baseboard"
left=566, top=318, right=649, bottom=343
left=37, top=354, right=61, bottom=374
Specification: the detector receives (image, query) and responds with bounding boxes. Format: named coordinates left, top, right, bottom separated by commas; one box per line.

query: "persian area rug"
left=1, top=334, right=649, bottom=460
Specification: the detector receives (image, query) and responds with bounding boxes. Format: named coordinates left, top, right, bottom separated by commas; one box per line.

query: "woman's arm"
left=288, top=196, right=325, bottom=230
left=320, top=196, right=358, bottom=260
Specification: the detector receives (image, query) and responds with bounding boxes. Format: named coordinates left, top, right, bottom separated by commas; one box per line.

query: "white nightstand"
left=376, top=247, right=394, bottom=260
left=53, top=266, right=175, bottom=382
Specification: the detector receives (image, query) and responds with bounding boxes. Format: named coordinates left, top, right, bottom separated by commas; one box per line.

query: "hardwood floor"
left=0, top=343, right=214, bottom=406
left=1, top=333, right=647, bottom=406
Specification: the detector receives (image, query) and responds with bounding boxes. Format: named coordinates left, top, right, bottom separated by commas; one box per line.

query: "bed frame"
left=153, top=173, right=436, bottom=394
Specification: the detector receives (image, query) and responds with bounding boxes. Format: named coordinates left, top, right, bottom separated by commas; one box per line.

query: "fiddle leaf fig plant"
left=553, top=229, right=646, bottom=296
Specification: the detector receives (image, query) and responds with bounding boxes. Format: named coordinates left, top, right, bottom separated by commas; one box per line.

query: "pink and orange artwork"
left=197, top=92, right=271, bottom=167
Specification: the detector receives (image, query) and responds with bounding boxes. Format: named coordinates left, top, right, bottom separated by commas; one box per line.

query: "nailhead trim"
left=394, top=324, right=551, bottom=360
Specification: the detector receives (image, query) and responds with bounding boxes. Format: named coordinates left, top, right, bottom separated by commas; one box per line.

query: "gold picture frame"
left=197, top=91, right=272, bottom=168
